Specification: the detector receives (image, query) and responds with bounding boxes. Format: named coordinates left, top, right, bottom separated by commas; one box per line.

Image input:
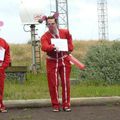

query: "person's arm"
left=66, top=30, right=74, bottom=53
left=41, top=35, right=55, bottom=52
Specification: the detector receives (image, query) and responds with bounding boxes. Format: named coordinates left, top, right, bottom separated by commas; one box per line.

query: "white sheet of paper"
left=51, top=38, right=68, bottom=51
left=0, top=47, right=5, bottom=61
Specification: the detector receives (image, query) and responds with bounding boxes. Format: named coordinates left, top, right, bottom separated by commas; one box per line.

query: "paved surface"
left=0, top=97, right=120, bottom=120
left=1, top=105, right=120, bottom=120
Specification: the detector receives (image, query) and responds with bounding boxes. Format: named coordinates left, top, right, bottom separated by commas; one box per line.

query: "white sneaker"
left=0, top=108, right=7, bottom=113
left=63, top=107, right=71, bottom=112
left=52, top=108, right=60, bottom=112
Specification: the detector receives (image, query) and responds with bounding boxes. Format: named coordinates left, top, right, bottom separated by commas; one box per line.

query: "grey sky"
left=0, top=0, right=120, bottom=43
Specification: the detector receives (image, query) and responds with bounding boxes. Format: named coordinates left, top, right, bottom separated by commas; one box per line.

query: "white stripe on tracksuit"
left=61, top=52, right=67, bottom=103
left=55, top=52, right=59, bottom=102
left=54, top=52, right=67, bottom=103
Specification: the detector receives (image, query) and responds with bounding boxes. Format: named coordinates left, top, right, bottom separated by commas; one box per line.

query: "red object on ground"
left=68, top=54, right=85, bottom=70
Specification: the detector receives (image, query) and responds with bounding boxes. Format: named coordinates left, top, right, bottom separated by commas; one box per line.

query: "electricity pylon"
left=97, top=0, right=109, bottom=40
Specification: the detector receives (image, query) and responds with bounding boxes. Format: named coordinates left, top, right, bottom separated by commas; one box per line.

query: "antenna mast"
left=55, top=0, right=69, bottom=29
left=97, top=0, right=109, bottom=40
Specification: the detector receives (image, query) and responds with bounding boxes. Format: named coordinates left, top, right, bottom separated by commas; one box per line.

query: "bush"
left=79, top=41, right=120, bottom=84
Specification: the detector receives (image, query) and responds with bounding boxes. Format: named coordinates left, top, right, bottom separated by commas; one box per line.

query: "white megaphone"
left=19, top=0, right=44, bottom=25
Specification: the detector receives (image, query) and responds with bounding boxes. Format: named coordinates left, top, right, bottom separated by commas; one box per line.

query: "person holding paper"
left=40, top=13, right=74, bottom=112
left=0, top=38, right=10, bottom=112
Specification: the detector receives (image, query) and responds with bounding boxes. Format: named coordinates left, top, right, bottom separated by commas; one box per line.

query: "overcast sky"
left=0, top=0, right=120, bottom=44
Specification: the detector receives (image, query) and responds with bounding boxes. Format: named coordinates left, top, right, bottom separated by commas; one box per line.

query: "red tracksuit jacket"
left=0, top=38, right=10, bottom=106
left=41, top=29, right=74, bottom=109
left=0, top=38, right=10, bottom=69
left=41, top=29, right=73, bottom=57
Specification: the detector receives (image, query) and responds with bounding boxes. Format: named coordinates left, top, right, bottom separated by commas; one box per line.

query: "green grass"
left=71, top=85, right=120, bottom=97
left=4, top=73, right=49, bottom=100
left=4, top=73, right=120, bottom=100
left=5, top=41, right=120, bottom=100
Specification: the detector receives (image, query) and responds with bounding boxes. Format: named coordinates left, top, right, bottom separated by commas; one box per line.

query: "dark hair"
left=46, top=16, right=58, bottom=25
left=38, top=12, right=59, bottom=24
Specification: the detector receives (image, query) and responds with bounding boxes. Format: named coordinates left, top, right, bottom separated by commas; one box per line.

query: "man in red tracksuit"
left=0, top=38, right=10, bottom=112
left=41, top=15, right=74, bottom=112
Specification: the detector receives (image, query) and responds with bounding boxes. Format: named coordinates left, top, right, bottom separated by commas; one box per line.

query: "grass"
left=10, top=40, right=100, bottom=66
left=4, top=72, right=120, bottom=100
left=10, top=44, right=32, bottom=66
left=4, top=73, right=49, bottom=100
left=5, top=40, right=120, bottom=100
left=71, top=85, right=120, bottom=97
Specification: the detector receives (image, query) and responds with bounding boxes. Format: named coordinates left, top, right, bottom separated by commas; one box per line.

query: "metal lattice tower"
left=97, top=0, right=109, bottom=40
left=55, top=0, right=69, bottom=29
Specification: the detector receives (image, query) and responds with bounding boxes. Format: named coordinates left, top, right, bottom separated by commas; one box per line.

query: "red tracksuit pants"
left=0, top=72, right=5, bottom=108
left=46, top=56, right=71, bottom=109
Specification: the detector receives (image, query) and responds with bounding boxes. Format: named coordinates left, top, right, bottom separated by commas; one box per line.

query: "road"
left=0, top=105, right=120, bottom=120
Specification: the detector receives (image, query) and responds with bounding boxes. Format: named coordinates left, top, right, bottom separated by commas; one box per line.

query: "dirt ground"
left=0, top=105, right=120, bottom=120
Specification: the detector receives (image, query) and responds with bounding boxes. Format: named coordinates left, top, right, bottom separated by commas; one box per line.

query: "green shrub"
left=79, top=41, right=120, bottom=84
